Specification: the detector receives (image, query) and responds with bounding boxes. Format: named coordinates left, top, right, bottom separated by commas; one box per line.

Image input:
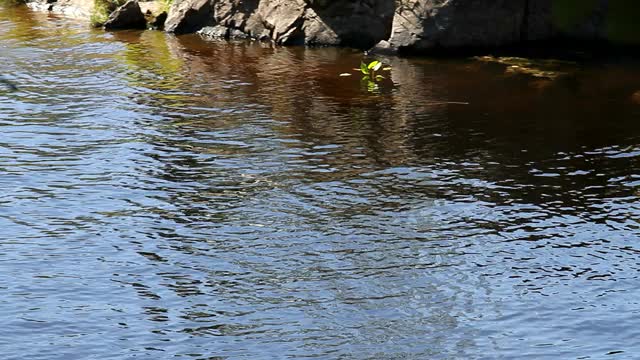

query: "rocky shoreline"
left=23, top=0, right=640, bottom=54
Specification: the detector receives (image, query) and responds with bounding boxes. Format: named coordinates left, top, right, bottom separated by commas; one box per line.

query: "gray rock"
left=369, top=39, right=396, bottom=55
left=385, top=0, right=640, bottom=53
left=385, top=0, right=527, bottom=52
left=229, top=28, right=249, bottom=39
left=198, top=25, right=230, bottom=38
left=104, top=0, right=147, bottom=30
left=163, top=0, right=640, bottom=52
left=166, top=0, right=393, bottom=47
left=164, top=0, right=213, bottom=34
left=197, top=25, right=249, bottom=39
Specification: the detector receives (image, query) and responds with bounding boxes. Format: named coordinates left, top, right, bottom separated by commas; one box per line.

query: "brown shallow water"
left=1, top=5, right=640, bottom=360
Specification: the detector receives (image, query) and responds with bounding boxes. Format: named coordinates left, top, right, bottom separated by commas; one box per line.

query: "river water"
left=1, top=5, right=640, bottom=360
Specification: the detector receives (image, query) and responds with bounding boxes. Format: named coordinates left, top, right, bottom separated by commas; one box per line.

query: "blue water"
left=1, top=5, right=640, bottom=359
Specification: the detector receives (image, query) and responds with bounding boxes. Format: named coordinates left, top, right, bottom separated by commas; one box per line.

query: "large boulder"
left=104, top=0, right=147, bottom=30
left=166, top=0, right=394, bottom=47
left=383, top=0, right=526, bottom=52
left=378, top=0, right=640, bottom=53
left=164, top=0, right=214, bottom=34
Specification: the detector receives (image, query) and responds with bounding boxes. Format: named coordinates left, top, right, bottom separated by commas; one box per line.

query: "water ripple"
left=2, top=4, right=640, bottom=360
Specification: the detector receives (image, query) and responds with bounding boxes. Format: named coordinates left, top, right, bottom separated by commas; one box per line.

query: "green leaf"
left=375, top=75, right=384, bottom=80
left=367, top=60, right=381, bottom=70
left=360, top=62, right=369, bottom=75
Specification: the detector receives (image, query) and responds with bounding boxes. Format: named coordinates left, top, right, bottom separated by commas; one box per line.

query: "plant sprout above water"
left=339, top=60, right=392, bottom=81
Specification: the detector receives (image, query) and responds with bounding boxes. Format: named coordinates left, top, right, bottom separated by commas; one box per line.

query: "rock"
left=385, top=0, right=527, bottom=53
left=26, top=0, right=94, bottom=19
left=229, top=28, right=249, bottom=39
left=197, top=25, right=248, bottom=39
left=369, top=39, right=397, bottom=55
left=20, top=0, right=640, bottom=51
left=149, top=11, right=167, bottom=30
left=198, top=25, right=229, bottom=38
left=375, top=0, right=640, bottom=53
left=104, top=0, right=147, bottom=30
left=164, top=0, right=213, bottom=34
left=166, top=0, right=394, bottom=47
left=139, top=1, right=167, bottom=29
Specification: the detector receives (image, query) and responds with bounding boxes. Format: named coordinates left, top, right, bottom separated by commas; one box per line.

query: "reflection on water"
left=1, top=5, right=640, bottom=359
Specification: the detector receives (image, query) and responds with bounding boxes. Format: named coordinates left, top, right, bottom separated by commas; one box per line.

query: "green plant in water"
left=359, top=60, right=392, bottom=93
left=360, top=60, right=385, bottom=82
left=339, top=60, right=391, bottom=93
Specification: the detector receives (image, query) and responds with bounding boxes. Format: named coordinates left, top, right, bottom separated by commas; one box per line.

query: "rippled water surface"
left=1, top=5, right=640, bottom=359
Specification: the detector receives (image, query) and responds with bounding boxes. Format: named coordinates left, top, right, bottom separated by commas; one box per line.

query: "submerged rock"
left=104, top=0, right=147, bottom=30
left=198, top=25, right=249, bottom=40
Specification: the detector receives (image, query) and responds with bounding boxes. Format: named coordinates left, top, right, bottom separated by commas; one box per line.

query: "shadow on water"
left=1, top=4, right=640, bottom=359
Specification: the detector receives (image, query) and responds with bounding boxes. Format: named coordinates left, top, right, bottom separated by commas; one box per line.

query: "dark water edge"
left=1, top=5, right=640, bottom=360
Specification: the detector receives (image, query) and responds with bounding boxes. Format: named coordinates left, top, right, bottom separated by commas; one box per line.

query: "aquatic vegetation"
left=338, top=60, right=392, bottom=93
left=474, top=56, right=574, bottom=80
left=336, top=60, right=392, bottom=92
left=360, top=60, right=392, bottom=82
left=340, top=60, right=390, bottom=79
left=358, top=60, right=391, bottom=93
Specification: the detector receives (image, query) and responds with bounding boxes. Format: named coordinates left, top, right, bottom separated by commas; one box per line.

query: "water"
left=1, top=5, right=640, bottom=360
